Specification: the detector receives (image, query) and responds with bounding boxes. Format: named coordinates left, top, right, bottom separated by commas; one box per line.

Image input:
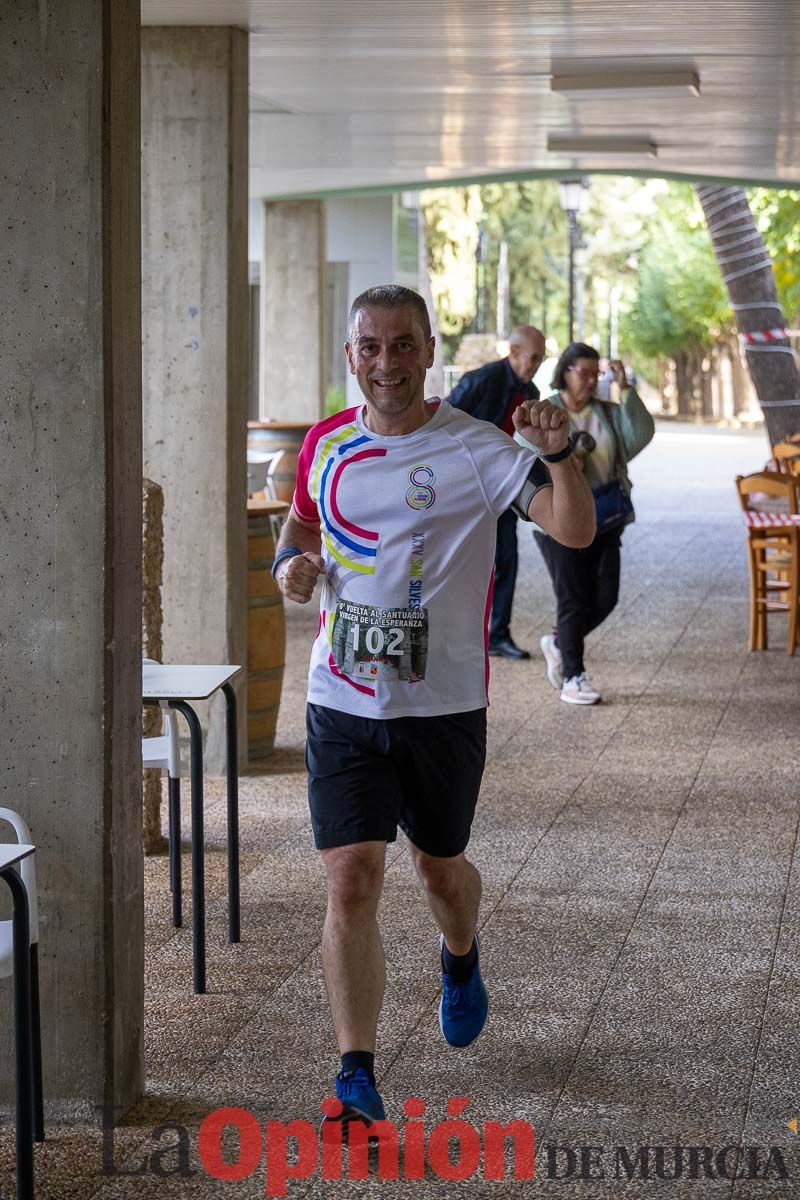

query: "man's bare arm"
left=275, top=509, right=325, bottom=603
left=528, top=458, right=595, bottom=548
left=511, top=398, right=595, bottom=548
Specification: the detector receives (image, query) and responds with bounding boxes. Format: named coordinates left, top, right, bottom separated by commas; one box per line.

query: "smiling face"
left=562, top=356, right=600, bottom=410
left=345, top=305, right=435, bottom=430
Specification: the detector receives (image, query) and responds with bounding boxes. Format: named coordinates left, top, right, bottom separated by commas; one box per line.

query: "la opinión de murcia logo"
left=199, top=1097, right=533, bottom=1195
left=101, top=1098, right=534, bottom=1195
left=97, top=1100, right=792, bottom=1195
left=544, top=1143, right=789, bottom=1183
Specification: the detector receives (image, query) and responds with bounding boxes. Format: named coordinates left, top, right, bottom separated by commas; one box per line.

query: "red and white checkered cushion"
left=742, top=511, right=800, bottom=528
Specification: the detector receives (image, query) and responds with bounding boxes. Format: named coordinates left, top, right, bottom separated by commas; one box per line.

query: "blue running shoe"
left=323, top=1068, right=386, bottom=1128
left=439, top=935, right=489, bottom=1048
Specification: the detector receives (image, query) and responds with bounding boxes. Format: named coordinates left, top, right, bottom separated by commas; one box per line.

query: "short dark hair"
left=551, top=342, right=600, bottom=391
left=347, top=284, right=432, bottom=342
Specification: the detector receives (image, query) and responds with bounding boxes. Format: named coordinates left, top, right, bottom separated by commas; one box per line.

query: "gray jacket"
left=549, top=387, right=655, bottom=504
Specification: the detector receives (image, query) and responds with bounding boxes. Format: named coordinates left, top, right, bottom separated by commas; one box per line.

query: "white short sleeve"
left=449, top=410, right=538, bottom=516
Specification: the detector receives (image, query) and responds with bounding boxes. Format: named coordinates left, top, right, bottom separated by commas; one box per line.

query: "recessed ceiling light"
left=551, top=69, right=700, bottom=98
left=547, top=135, right=658, bottom=158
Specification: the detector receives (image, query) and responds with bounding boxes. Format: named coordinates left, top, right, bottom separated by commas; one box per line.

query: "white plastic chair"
left=0, top=807, right=44, bottom=1142
left=246, top=448, right=284, bottom=500
left=142, top=663, right=183, bottom=927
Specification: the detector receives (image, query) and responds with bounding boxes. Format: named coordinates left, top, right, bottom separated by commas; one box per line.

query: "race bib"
left=331, top=600, right=428, bottom=683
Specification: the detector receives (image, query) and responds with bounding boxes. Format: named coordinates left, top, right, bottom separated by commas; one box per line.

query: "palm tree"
left=696, top=184, right=800, bottom=443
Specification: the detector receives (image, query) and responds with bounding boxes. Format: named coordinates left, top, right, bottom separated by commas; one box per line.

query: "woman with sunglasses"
left=531, top=342, right=654, bottom=704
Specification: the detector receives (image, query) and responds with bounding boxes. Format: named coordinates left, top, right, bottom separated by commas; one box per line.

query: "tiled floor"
left=3, top=420, right=799, bottom=1199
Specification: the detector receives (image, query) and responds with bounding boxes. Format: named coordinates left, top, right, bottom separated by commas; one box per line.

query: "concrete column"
left=0, top=0, right=143, bottom=1115
left=142, top=28, right=249, bottom=772
left=325, top=196, right=396, bottom=407
left=260, top=200, right=326, bottom=421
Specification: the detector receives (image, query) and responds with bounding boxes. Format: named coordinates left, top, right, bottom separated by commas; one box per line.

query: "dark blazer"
left=447, top=358, right=540, bottom=428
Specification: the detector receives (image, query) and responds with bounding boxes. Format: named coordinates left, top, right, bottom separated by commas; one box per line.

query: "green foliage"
left=478, top=180, right=568, bottom=344
left=421, top=182, right=571, bottom=358
left=580, top=176, right=664, bottom=357
left=420, top=175, right=796, bottom=374
left=623, top=183, right=732, bottom=361
left=325, top=385, right=346, bottom=416
left=420, top=186, right=483, bottom=357
left=749, top=187, right=800, bottom=321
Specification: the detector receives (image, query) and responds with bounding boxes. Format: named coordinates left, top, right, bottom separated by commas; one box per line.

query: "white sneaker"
left=561, top=672, right=601, bottom=705
left=540, top=634, right=563, bottom=690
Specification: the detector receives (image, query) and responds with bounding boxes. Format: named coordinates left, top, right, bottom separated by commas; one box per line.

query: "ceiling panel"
left=141, top=1, right=800, bottom=196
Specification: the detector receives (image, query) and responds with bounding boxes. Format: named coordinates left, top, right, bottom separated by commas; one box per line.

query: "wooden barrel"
left=247, top=422, right=314, bottom=505
left=247, top=501, right=288, bottom=759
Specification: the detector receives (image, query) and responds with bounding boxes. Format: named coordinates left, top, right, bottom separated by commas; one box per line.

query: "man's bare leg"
left=321, top=840, right=387, bottom=1052
left=408, top=846, right=481, bottom=954
left=410, top=844, right=488, bottom=1047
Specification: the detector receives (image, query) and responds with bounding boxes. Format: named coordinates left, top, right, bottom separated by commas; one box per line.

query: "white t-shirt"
left=567, top=403, right=615, bottom=488
left=292, top=399, right=536, bottom=719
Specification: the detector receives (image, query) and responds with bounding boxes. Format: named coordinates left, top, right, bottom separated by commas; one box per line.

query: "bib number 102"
left=352, top=625, right=404, bottom=656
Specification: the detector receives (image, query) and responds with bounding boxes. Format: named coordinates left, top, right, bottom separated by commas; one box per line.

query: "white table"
left=143, top=664, right=242, bottom=994
left=0, top=844, right=36, bottom=1200
left=142, top=663, right=241, bottom=701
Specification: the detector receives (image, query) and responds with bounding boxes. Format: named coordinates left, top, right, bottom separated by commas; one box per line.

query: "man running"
left=273, top=284, right=594, bottom=1127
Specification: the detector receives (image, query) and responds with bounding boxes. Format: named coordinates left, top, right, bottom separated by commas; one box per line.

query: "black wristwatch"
left=542, top=442, right=574, bottom=464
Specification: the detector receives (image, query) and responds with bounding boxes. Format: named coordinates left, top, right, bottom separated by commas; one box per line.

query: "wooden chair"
left=737, top=470, right=799, bottom=514
left=772, top=441, right=800, bottom=476
left=736, top=473, right=800, bottom=654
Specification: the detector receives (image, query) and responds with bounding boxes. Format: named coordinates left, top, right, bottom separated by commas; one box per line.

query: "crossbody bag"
left=591, top=401, right=634, bottom=534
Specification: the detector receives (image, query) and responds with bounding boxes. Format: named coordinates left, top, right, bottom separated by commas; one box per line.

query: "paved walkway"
left=4, top=421, right=800, bottom=1200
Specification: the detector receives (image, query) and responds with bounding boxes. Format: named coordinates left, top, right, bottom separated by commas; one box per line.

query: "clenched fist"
left=512, top=398, right=570, bottom=457
left=608, top=359, right=629, bottom=389
left=277, top=552, right=325, bottom=603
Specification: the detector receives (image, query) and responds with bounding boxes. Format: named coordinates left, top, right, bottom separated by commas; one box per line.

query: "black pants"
left=534, top=527, right=623, bottom=679
left=490, top=508, right=518, bottom=641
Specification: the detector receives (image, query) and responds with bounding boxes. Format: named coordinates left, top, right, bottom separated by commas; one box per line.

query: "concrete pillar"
left=325, top=196, right=396, bottom=407
left=0, top=0, right=143, bottom=1115
left=260, top=200, right=326, bottom=421
left=142, top=28, right=249, bottom=772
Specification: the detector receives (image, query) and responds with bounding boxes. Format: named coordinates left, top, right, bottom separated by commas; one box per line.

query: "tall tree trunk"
left=727, top=333, right=752, bottom=417
left=696, top=184, right=800, bottom=443
left=675, top=351, right=691, bottom=417
left=689, top=348, right=704, bottom=418
left=658, top=358, right=671, bottom=414
left=702, top=349, right=714, bottom=419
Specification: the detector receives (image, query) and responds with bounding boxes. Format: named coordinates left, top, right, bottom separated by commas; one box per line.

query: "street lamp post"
left=474, top=221, right=489, bottom=334
left=558, top=178, right=590, bottom=345
left=567, top=210, right=576, bottom=343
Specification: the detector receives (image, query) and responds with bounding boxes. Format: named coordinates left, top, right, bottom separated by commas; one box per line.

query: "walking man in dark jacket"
left=448, top=325, right=546, bottom=658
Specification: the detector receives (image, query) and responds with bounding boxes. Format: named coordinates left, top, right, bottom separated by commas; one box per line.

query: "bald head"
left=508, top=325, right=546, bottom=384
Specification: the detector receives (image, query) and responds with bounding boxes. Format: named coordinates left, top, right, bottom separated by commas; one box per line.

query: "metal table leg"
left=170, top=701, right=205, bottom=994
left=1, top=865, right=34, bottom=1200
left=167, top=776, right=182, bottom=928
left=222, top=681, right=240, bottom=944
left=30, top=944, right=43, bottom=1143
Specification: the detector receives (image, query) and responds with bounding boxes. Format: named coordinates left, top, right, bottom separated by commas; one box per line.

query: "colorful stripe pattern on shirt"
left=308, top=418, right=386, bottom=575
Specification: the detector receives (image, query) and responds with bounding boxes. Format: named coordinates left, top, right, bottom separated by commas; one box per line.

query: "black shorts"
left=305, top=703, right=487, bottom=857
